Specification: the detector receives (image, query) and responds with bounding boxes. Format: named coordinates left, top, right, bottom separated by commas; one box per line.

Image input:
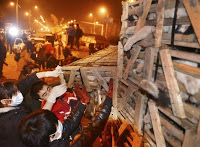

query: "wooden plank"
left=91, top=69, right=109, bottom=92
left=154, top=0, right=165, bottom=48
left=160, top=116, right=184, bottom=141
left=163, top=33, right=196, bottom=43
left=162, top=40, right=200, bottom=48
left=122, top=1, right=129, bottom=29
left=117, top=41, right=124, bottom=79
left=183, top=130, right=200, bottom=147
left=112, top=71, right=118, bottom=120
left=183, top=0, right=200, bottom=45
left=67, top=70, right=76, bottom=88
left=143, top=47, right=155, bottom=81
left=80, top=69, right=92, bottom=92
left=173, top=61, right=200, bottom=79
left=148, top=100, right=166, bottom=147
left=135, top=0, right=153, bottom=32
left=170, top=49, right=200, bottom=64
left=118, top=122, right=129, bottom=138
left=159, top=49, right=186, bottom=118
left=118, top=86, right=135, bottom=111
left=123, top=46, right=142, bottom=80
left=197, top=118, right=200, bottom=136
left=131, top=132, right=143, bottom=147
left=134, top=93, right=147, bottom=135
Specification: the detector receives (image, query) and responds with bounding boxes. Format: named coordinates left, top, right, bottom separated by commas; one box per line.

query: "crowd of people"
left=0, top=23, right=84, bottom=78
left=0, top=60, right=113, bottom=146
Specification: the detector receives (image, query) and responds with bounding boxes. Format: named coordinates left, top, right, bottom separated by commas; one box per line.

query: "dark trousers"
left=68, top=36, right=74, bottom=49
left=0, top=60, right=4, bottom=76
left=76, top=37, right=80, bottom=49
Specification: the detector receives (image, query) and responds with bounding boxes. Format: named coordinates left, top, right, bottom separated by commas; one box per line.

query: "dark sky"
left=0, top=0, right=123, bottom=27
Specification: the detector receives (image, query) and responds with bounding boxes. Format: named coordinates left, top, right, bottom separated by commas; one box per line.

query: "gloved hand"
left=47, top=83, right=67, bottom=103
left=106, top=78, right=113, bottom=98
left=45, top=65, right=63, bottom=77
left=74, top=83, right=90, bottom=104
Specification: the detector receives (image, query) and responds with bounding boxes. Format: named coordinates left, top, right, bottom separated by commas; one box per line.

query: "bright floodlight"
left=35, top=6, right=38, bottom=9
left=96, top=21, right=99, bottom=24
left=25, top=12, right=29, bottom=16
left=89, top=13, right=93, bottom=17
left=9, top=27, right=18, bottom=36
left=100, top=8, right=106, bottom=13
left=10, top=2, right=15, bottom=6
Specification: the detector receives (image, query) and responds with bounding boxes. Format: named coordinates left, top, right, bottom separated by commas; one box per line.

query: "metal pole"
left=94, top=17, right=96, bottom=34
left=16, top=0, right=19, bottom=27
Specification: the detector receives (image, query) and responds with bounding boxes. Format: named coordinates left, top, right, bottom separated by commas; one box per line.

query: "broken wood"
left=160, top=49, right=186, bottom=118
left=148, top=100, right=166, bottom=147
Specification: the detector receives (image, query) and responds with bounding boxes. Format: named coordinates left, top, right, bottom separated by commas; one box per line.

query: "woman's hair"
left=19, top=109, right=58, bottom=147
left=18, top=63, right=39, bottom=80
left=0, top=80, right=18, bottom=100
left=30, top=81, right=48, bottom=100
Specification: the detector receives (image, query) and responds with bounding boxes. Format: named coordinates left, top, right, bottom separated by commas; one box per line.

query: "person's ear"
left=0, top=99, right=6, bottom=105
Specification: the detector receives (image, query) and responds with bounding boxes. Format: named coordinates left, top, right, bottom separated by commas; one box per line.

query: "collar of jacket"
left=0, top=107, right=19, bottom=113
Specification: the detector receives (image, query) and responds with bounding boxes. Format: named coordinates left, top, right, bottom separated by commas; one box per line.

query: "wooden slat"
left=118, top=86, right=135, bottom=111
left=134, top=93, right=147, bottom=135
left=183, top=0, right=200, bottom=45
left=170, top=49, right=200, bottom=64
left=122, top=2, right=129, bottom=29
left=162, top=40, right=200, bottom=49
left=135, top=0, right=153, bottom=32
left=80, top=69, right=92, bottom=92
left=183, top=130, right=200, bottom=147
left=154, top=0, right=165, bottom=48
left=143, top=47, right=155, bottom=80
left=159, top=49, right=186, bottom=118
left=123, top=46, right=142, bottom=80
left=148, top=100, right=166, bottom=147
left=117, top=41, right=124, bottom=79
left=67, top=70, right=76, bottom=88
left=118, top=122, right=129, bottom=138
left=160, top=116, right=184, bottom=141
left=112, top=71, right=118, bottom=120
left=91, top=70, right=109, bottom=92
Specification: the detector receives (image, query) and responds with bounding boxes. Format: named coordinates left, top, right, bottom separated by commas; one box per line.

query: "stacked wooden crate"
left=116, top=0, right=200, bottom=146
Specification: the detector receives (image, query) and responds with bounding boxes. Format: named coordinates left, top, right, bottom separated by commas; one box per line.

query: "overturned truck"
left=60, top=0, right=200, bottom=146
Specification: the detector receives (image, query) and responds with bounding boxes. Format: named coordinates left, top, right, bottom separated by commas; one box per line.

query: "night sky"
left=0, top=0, right=123, bottom=28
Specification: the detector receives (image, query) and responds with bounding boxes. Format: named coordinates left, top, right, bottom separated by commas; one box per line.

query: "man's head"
left=19, top=109, right=58, bottom=147
left=0, top=80, right=24, bottom=107
left=30, top=81, right=52, bottom=101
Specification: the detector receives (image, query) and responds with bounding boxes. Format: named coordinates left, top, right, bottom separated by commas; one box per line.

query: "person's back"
left=0, top=105, right=31, bottom=147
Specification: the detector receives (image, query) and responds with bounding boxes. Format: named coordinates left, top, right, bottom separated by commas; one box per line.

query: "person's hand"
left=47, top=83, right=67, bottom=103
left=45, top=65, right=63, bottom=77
left=106, top=78, right=113, bottom=98
left=74, top=83, right=90, bottom=104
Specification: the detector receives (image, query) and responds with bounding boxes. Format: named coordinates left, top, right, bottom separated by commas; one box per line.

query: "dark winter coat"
left=0, top=41, right=6, bottom=60
left=49, top=97, right=112, bottom=147
left=0, top=73, right=39, bottom=147
left=75, top=28, right=83, bottom=39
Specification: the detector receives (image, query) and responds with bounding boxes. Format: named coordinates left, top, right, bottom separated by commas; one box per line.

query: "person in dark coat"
left=0, top=68, right=65, bottom=147
left=75, top=24, right=83, bottom=49
left=19, top=79, right=113, bottom=147
left=0, top=37, right=7, bottom=77
left=67, top=23, right=76, bottom=49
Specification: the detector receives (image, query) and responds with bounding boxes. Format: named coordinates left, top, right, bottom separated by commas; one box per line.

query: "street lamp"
left=100, top=7, right=109, bottom=38
left=34, top=6, right=38, bottom=9
left=89, top=13, right=97, bottom=34
left=10, top=0, right=20, bottom=28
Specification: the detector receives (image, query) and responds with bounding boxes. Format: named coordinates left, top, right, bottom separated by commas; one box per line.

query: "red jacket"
left=42, top=92, right=78, bottom=122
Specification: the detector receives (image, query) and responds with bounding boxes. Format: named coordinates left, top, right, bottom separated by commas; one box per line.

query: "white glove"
left=47, top=83, right=67, bottom=103
left=45, top=65, right=63, bottom=77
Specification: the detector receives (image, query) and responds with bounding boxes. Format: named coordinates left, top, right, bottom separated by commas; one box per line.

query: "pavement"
left=1, top=45, right=90, bottom=81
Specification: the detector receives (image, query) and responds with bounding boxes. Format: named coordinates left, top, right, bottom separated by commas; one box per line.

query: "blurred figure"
left=17, top=45, right=35, bottom=73
left=36, top=44, right=46, bottom=70
left=47, top=50, right=58, bottom=69
left=54, top=38, right=65, bottom=66
left=75, top=24, right=83, bottom=49
left=44, top=40, right=55, bottom=59
left=67, top=23, right=76, bottom=49
left=0, top=36, right=6, bottom=78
